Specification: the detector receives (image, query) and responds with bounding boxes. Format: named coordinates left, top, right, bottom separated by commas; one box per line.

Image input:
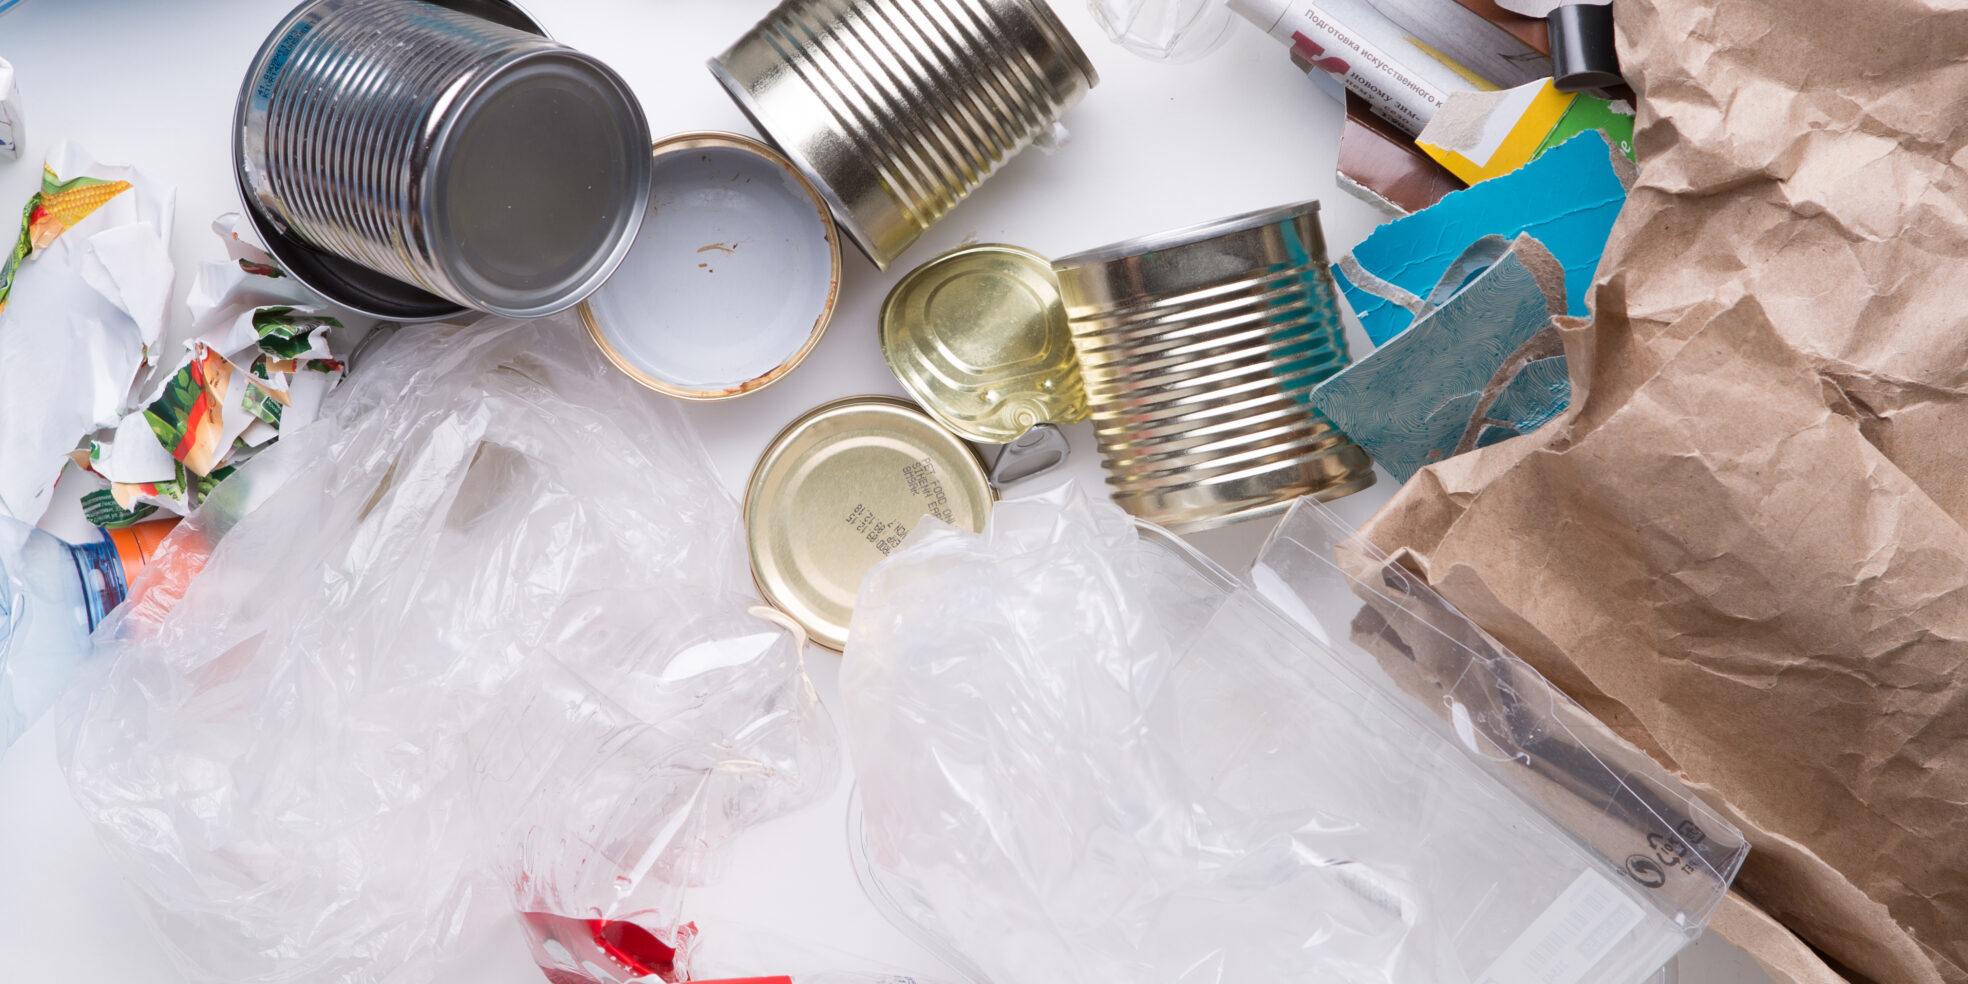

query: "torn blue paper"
left=1313, top=234, right=1571, bottom=482
left=1332, top=131, right=1628, bottom=347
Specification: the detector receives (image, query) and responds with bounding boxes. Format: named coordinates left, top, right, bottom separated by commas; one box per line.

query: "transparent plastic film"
left=840, top=484, right=1743, bottom=984
left=1086, top=0, right=1238, bottom=62
left=58, top=314, right=839, bottom=984
left=1252, top=499, right=1748, bottom=929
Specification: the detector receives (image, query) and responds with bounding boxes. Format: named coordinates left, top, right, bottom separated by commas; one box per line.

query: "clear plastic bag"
left=60, top=314, right=839, bottom=984
left=1086, top=0, right=1238, bottom=62
left=841, top=485, right=1744, bottom=984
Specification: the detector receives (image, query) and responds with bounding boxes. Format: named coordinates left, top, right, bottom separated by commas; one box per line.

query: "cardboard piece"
left=1332, top=130, right=1629, bottom=347
left=1416, top=79, right=1635, bottom=184
left=1336, top=92, right=1466, bottom=215
left=1313, top=233, right=1570, bottom=481
left=1358, top=1, right=1968, bottom=981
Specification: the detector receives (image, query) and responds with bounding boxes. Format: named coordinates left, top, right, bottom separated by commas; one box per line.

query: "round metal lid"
left=582, top=132, right=839, bottom=400
left=879, top=244, right=1087, bottom=444
left=426, top=47, right=653, bottom=319
left=744, top=397, right=993, bottom=652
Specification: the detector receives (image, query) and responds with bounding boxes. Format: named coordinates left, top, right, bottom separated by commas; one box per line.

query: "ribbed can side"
left=245, top=0, right=561, bottom=304
left=1056, top=206, right=1375, bottom=531
left=715, top=0, right=1095, bottom=267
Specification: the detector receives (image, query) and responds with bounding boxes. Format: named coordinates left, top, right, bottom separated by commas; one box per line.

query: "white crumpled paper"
left=69, top=214, right=368, bottom=528
left=0, top=141, right=173, bottom=523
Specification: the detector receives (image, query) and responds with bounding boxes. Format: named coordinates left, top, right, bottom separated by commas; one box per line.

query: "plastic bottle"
left=0, top=517, right=168, bottom=750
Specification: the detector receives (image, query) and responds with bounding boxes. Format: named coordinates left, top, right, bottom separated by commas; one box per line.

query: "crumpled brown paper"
left=1357, top=1, right=1968, bottom=983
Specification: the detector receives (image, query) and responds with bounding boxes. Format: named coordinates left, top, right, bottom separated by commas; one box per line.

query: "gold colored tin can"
left=709, top=0, right=1098, bottom=270
left=745, top=397, right=994, bottom=652
left=1051, top=201, right=1374, bottom=532
left=880, top=244, right=1088, bottom=444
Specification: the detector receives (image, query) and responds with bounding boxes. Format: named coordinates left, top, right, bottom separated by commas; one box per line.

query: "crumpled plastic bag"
left=59, top=313, right=838, bottom=984
left=840, top=485, right=1741, bottom=984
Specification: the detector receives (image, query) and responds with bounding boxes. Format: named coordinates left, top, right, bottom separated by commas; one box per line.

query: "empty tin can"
left=710, top=0, right=1098, bottom=270
left=1052, top=202, right=1374, bottom=532
left=237, top=0, right=652, bottom=319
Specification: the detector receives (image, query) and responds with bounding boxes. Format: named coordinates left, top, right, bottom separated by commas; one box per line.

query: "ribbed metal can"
left=238, top=0, right=652, bottom=318
left=710, top=0, right=1097, bottom=271
left=1052, top=201, right=1374, bottom=532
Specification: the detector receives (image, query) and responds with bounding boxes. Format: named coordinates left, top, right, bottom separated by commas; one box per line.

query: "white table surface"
left=0, top=1, right=1773, bottom=982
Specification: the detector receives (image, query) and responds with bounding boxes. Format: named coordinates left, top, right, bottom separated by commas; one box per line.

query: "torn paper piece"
left=142, top=345, right=235, bottom=477
left=84, top=413, right=180, bottom=486
left=66, top=216, right=357, bottom=527
left=0, top=57, right=20, bottom=161
left=1417, top=80, right=1562, bottom=183
left=0, top=143, right=176, bottom=523
left=1464, top=345, right=1569, bottom=450
left=1338, top=92, right=1466, bottom=216
left=1332, top=130, right=1627, bottom=347
left=78, top=221, right=175, bottom=355
left=1313, top=234, right=1569, bottom=482
left=1418, top=80, right=1635, bottom=187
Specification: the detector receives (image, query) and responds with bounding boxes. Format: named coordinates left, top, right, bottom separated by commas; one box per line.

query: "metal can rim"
left=580, top=130, right=842, bottom=401
left=420, top=44, right=654, bottom=319
left=1014, top=0, right=1102, bottom=89
left=705, top=55, right=888, bottom=271
left=1052, top=199, right=1324, bottom=273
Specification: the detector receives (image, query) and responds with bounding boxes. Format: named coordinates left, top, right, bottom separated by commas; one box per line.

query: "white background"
left=0, top=1, right=1772, bottom=982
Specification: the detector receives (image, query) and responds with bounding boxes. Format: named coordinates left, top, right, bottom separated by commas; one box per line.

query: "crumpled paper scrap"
left=71, top=215, right=360, bottom=528
left=1313, top=233, right=1571, bottom=481
left=1358, top=0, right=1968, bottom=978
left=0, top=141, right=173, bottom=523
left=1416, top=79, right=1635, bottom=185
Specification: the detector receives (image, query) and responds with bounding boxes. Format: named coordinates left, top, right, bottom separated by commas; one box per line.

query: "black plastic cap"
left=1548, top=4, right=1624, bottom=92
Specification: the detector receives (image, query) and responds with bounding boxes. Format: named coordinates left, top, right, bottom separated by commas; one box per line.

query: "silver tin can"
left=237, top=0, right=652, bottom=319
left=710, top=0, right=1097, bottom=271
left=1052, top=201, right=1374, bottom=532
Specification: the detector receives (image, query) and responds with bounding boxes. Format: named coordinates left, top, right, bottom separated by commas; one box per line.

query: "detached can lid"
left=879, top=244, right=1087, bottom=444
left=583, top=131, right=840, bottom=400
left=744, top=396, right=993, bottom=652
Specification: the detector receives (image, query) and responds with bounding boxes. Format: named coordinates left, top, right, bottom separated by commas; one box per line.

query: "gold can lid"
left=744, top=396, right=994, bottom=652
left=879, top=244, right=1088, bottom=444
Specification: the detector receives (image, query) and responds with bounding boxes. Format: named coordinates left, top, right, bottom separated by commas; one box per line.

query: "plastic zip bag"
left=841, top=485, right=1743, bottom=984
left=60, top=314, right=838, bottom=984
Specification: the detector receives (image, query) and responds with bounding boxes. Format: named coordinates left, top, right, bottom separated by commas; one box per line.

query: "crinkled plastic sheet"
left=841, top=485, right=1742, bottom=984
left=59, top=314, right=838, bottom=984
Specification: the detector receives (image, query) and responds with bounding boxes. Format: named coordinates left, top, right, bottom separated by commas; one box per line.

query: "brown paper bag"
left=1356, top=2, right=1968, bottom=982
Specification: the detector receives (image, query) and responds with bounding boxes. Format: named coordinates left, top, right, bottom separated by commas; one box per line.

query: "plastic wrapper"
left=59, top=314, right=839, bottom=984
left=841, top=485, right=1744, bottom=984
left=1086, top=0, right=1237, bottom=62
